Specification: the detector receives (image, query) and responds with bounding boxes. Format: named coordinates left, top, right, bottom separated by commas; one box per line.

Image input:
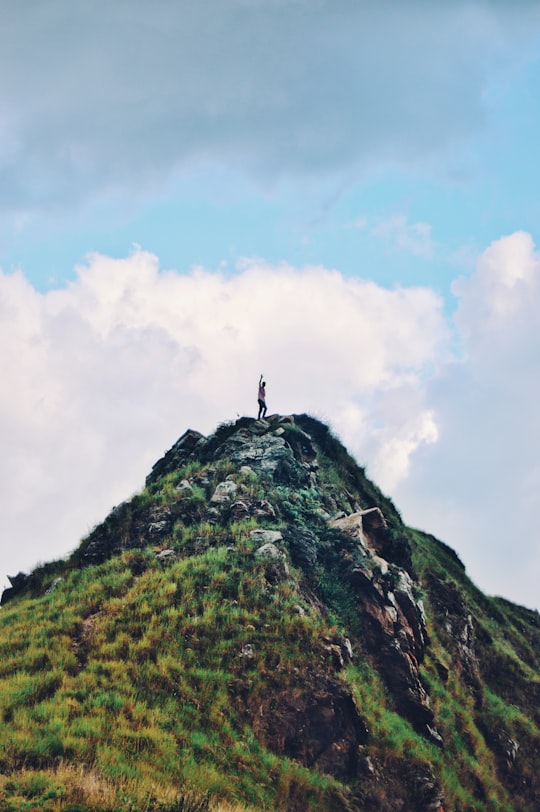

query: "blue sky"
left=5, top=2, right=540, bottom=299
left=1, top=1, right=540, bottom=611
left=7, top=43, right=540, bottom=297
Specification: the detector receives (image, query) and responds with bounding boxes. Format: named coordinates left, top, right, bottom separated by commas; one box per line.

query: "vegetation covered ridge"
left=1, top=413, right=539, bottom=811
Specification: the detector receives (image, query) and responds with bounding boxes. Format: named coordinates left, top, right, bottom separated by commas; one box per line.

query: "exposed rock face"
left=426, top=575, right=482, bottom=700
left=247, top=677, right=368, bottom=782
left=489, top=728, right=520, bottom=772
left=79, top=502, right=180, bottom=566
left=146, top=429, right=206, bottom=484
left=357, top=755, right=445, bottom=812
left=283, top=526, right=318, bottom=569
left=218, top=427, right=315, bottom=487
left=329, top=511, right=440, bottom=743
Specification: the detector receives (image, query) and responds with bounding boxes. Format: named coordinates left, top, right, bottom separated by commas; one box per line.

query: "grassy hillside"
left=0, top=415, right=538, bottom=811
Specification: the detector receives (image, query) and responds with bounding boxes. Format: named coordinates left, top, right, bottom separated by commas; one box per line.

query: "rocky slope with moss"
left=1, top=414, right=539, bottom=811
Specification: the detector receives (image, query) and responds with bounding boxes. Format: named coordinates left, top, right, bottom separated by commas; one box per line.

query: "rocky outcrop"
left=329, top=511, right=441, bottom=743
left=216, top=423, right=316, bottom=487
left=0, top=572, right=31, bottom=605
left=283, top=526, right=319, bottom=569
left=357, top=754, right=445, bottom=812
left=426, top=575, right=482, bottom=700
left=246, top=676, right=368, bottom=782
left=146, top=429, right=206, bottom=485
left=78, top=501, right=180, bottom=566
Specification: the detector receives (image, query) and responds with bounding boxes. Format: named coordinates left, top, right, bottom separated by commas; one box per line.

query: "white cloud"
left=453, top=230, right=540, bottom=347
left=369, top=407, right=439, bottom=490
left=394, top=231, right=540, bottom=610
left=3, top=233, right=540, bottom=613
left=0, top=251, right=446, bottom=590
left=371, top=215, right=435, bottom=258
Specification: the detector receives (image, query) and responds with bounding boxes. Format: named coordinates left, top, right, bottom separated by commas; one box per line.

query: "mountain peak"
left=0, top=414, right=539, bottom=811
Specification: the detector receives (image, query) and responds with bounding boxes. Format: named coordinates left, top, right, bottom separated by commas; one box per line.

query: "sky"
left=1, top=0, right=540, bottom=612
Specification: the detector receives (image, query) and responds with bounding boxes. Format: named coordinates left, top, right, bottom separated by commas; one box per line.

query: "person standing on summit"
left=257, top=374, right=267, bottom=419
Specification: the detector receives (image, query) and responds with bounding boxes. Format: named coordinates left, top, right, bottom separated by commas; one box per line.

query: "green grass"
left=0, top=537, right=346, bottom=810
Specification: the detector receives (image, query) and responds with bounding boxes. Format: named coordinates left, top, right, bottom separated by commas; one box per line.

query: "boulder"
left=229, top=500, right=251, bottom=520
left=253, top=499, right=276, bottom=520
left=227, top=497, right=276, bottom=521
left=210, top=480, right=238, bottom=503
left=156, top=549, right=175, bottom=562
left=254, top=540, right=289, bottom=584
left=283, top=527, right=318, bottom=569
left=361, top=506, right=387, bottom=532
left=254, top=542, right=284, bottom=560
left=148, top=520, right=169, bottom=536
left=250, top=529, right=283, bottom=546
left=329, top=508, right=386, bottom=551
